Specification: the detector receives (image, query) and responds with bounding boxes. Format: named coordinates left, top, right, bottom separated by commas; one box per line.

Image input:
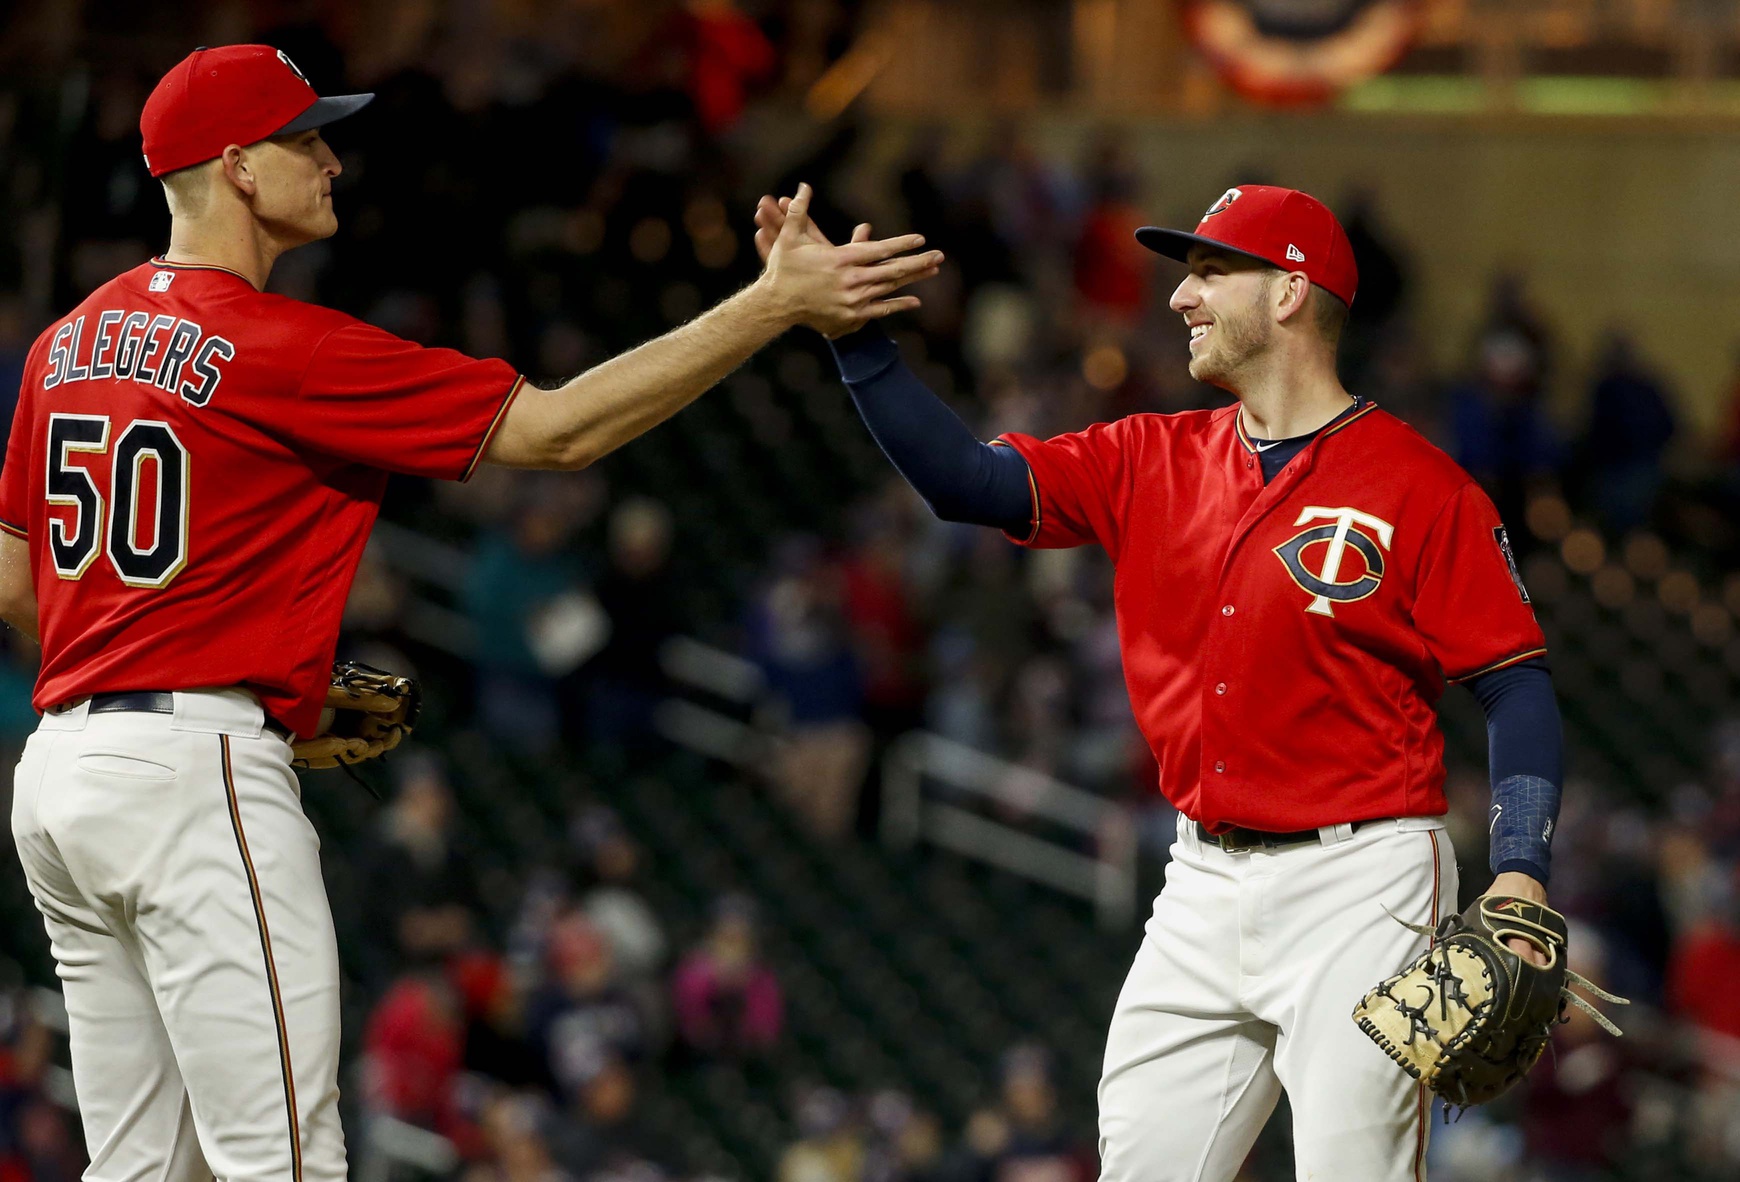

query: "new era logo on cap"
left=1134, top=184, right=1359, bottom=307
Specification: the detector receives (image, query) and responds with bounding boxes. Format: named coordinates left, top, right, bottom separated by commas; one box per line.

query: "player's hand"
left=1488, top=871, right=1552, bottom=967
left=752, top=184, right=942, bottom=338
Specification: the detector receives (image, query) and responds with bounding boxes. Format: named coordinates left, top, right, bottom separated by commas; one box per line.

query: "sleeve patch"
left=1493, top=526, right=1530, bottom=603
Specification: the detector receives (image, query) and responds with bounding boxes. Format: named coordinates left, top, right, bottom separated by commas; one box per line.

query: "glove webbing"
left=1385, top=909, right=1630, bottom=1037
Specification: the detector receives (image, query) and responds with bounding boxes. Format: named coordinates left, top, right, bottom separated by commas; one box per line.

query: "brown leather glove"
left=1352, top=895, right=1629, bottom=1109
left=290, top=660, right=420, bottom=770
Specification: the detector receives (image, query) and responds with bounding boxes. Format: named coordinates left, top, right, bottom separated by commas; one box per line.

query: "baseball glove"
left=1352, top=895, right=1629, bottom=1110
left=289, top=660, right=421, bottom=770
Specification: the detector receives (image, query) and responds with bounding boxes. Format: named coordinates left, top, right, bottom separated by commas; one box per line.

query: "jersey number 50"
left=47, top=413, right=189, bottom=587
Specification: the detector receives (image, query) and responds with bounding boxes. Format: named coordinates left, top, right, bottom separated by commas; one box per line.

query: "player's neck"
left=162, top=214, right=283, bottom=292
left=1233, top=357, right=1352, bottom=441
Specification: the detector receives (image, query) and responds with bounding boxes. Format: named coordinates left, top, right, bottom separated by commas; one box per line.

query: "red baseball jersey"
left=0, top=258, right=523, bottom=736
left=997, top=401, right=1546, bottom=831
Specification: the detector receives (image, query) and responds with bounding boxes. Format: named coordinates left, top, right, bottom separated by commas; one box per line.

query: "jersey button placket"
left=1214, top=760, right=1226, bottom=773
left=1215, top=682, right=1227, bottom=695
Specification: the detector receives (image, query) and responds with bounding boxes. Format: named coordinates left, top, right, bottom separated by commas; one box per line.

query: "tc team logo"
left=1274, top=506, right=1394, bottom=617
left=276, top=50, right=310, bottom=85
left=1204, top=188, right=1242, bottom=217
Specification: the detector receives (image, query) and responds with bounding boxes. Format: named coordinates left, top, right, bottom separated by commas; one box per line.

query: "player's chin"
left=307, top=208, right=340, bottom=241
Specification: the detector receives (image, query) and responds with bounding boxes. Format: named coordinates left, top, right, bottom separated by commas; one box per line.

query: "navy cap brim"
left=1135, top=226, right=1279, bottom=269
left=274, top=92, right=374, bottom=136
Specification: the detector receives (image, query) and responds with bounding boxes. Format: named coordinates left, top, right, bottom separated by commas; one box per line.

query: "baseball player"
left=754, top=184, right=1563, bottom=1179
left=0, top=45, right=939, bottom=1182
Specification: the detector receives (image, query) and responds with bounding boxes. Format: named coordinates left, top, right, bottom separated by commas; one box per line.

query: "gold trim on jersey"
left=149, top=256, right=254, bottom=285
left=1446, top=647, right=1549, bottom=685
left=1234, top=398, right=1376, bottom=454
left=463, top=375, right=527, bottom=482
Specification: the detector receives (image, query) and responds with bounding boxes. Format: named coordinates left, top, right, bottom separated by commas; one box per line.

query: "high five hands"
left=754, top=184, right=942, bottom=338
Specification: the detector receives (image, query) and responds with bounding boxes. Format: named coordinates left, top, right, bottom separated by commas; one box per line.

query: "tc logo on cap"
left=1205, top=188, right=1242, bottom=217
left=276, top=50, right=309, bottom=85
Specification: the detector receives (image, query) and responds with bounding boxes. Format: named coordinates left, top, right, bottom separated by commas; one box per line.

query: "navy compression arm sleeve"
left=1466, top=658, right=1563, bottom=885
left=828, top=326, right=1034, bottom=534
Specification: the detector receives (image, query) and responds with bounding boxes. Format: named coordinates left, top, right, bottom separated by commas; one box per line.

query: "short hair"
left=1261, top=268, right=1348, bottom=347
left=158, top=160, right=215, bottom=217
left=1311, top=285, right=1349, bottom=347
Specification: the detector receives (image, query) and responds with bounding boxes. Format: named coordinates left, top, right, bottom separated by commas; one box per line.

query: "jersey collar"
left=1234, top=397, right=1375, bottom=454
left=150, top=256, right=257, bottom=286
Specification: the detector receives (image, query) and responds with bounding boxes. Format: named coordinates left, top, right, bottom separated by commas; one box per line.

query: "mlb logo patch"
left=149, top=270, right=174, bottom=292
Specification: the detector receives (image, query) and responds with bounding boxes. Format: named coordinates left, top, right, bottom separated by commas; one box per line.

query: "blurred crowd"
left=3, top=1, right=1740, bottom=1180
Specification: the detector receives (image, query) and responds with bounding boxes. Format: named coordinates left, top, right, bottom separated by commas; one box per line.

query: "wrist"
left=1488, top=869, right=1547, bottom=902
left=741, top=274, right=801, bottom=334
left=829, top=324, right=899, bottom=382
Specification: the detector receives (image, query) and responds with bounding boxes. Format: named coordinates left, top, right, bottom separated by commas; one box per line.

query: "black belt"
left=85, top=691, right=292, bottom=739
left=88, top=691, right=177, bottom=716
left=1196, top=819, right=1367, bottom=854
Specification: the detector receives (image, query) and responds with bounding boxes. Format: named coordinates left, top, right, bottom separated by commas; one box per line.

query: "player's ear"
left=220, top=144, right=257, bottom=197
left=1274, top=271, right=1311, bottom=326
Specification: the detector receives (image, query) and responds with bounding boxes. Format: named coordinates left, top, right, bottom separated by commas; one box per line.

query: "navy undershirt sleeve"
left=828, top=326, right=1033, bottom=534
left=1465, top=657, right=1562, bottom=885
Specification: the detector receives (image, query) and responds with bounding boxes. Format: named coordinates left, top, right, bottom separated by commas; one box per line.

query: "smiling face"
left=1169, top=246, right=1283, bottom=388
left=238, top=128, right=342, bottom=245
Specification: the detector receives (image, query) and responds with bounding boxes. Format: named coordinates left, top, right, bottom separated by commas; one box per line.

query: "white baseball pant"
left=1098, top=812, right=1456, bottom=1182
left=10, top=689, right=346, bottom=1182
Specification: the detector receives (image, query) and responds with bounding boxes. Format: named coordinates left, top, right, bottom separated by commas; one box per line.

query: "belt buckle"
left=1216, top=830, right=1255, bottom=854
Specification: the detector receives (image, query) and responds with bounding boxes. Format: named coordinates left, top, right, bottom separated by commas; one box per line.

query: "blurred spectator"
left=469, top=1092, right=572, bottom=1182
left=1070, top=140, right=1152, bottom=328
left=1666, top=868, right=1740, bottom=1042
left=778, top=1086, right=863, bottom=1182
left=5, top=1099, right=83, bottom=1182
left=572, top=806, right=670, bottom=985
left=1353, top=324, right=1442, bottom=443
left=840, top=493, right=929, bottom=741
left=464, top=477, right=604, bottom=754
left=363, top=969, right=467, bottom=1139
left=666, top=0, right=778, bottom=136
left=585, top=498, right=681, bottom=746
left=529, top=913, right=655, bottom=1100
left=1519, top=924, right=1634, bottom=1180
left=746, top=541, right=871, bottom=839
left=863, top=1090, right=945, bottom=1182
left=0, top=982, right=75, bottom=1182
left=1446, top=325, right=1564, bottom=532
left=0, top=630, right=40, bottom=762
left=671, top=896, right=784, bottom=1063
left=452, top=949, right=550, bottom=1093
left=1338, top=187, right=1411, bottom=341
left=1576, top=332, right=1677, bottom=534
left=545, top=1053, right=669, bottom=1180
left=988, top=1045, right=1092, bottom=1182
left=355, top=750, right=487, bottom=985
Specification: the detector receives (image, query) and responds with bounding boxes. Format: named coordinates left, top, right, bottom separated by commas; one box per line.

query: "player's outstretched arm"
left=752, top=196, right=1033, bottom=534
left=484, top=184, right=941, bottom=471
left=0, top=531, right=38, bottom=642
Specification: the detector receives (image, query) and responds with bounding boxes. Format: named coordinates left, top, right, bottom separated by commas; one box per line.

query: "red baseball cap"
left=140, top=44, right=373, bottom=178
left=1136, top=185, right=1358, bottom=307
